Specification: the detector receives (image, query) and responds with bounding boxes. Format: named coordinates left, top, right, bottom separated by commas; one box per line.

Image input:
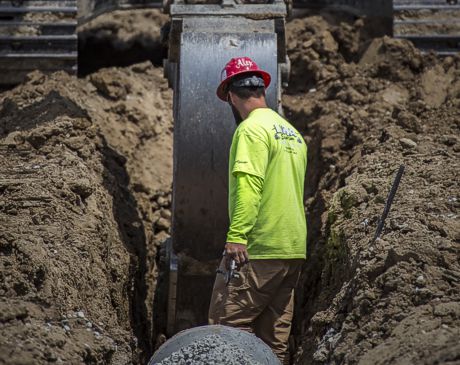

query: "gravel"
left=154, top=334, right=264, bottom=365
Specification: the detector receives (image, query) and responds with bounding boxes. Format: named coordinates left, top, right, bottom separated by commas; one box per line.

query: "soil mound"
left=78, top=9, right=169, bottom=75
left=284, top=13, right=460, bottom=365
left=0, top=62, right=172, bottom=364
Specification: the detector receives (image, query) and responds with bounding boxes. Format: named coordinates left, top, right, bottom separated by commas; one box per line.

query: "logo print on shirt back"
left=272, top=124, right=302, bottom=144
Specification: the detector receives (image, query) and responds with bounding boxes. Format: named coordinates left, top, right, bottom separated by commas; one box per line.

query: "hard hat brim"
left=216, top=69, right=271, bottom=101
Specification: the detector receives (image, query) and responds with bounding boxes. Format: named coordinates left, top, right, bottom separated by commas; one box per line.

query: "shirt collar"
left=247, top=107, right=271, bottom=118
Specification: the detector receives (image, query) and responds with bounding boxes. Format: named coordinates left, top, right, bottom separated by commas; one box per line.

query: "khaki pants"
left=208, top=259, right=303, bottom=365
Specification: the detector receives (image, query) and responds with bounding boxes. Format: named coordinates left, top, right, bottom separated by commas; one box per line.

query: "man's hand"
left=225, top=242, right=249, bottom=268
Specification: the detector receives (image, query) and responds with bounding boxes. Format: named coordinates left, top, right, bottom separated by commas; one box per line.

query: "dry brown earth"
left=78, top=9, right=168, bottom=75
left=0, top=63, right=172, bottom=364
left=284, top=14, right=460, bottom=365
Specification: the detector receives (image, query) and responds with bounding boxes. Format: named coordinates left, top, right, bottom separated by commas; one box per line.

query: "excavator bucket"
left=393, top=0, right=460, bottom=55
left=164, top=0, right=287, bottom=335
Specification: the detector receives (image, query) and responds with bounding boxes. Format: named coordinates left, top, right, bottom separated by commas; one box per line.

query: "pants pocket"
left=227, top=264, right=251, bottom=291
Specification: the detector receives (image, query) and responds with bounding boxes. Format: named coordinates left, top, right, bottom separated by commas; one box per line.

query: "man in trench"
left=208, top=57, right=307, bottom=364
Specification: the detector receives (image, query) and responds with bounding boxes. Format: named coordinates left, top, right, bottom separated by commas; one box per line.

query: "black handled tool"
left=372, top=165, right=405, bottom=243
left=216, top=258, right=240, bottom=286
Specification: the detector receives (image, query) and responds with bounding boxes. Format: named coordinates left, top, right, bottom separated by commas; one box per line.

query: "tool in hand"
left=216, top=258, right=240, bottom=286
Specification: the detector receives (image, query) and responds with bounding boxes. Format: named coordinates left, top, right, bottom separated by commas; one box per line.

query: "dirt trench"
left=283, top=14, right=460, bottom=364
left=1, top=8, right=459, bottom=365
left=0, top=62, right=173, bottom=364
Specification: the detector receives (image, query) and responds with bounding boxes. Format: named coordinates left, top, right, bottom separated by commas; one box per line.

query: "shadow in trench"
left=287, top=105, right=353, bottom=364
left=151, top=239, right=170, bottom=349
left=78, top=33, right=167, bottom=77
left=288, top=107, right=328, bottom=363
left=99, top=138, right=152, bottom=363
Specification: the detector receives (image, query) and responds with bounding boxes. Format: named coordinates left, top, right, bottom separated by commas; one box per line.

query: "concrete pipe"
left=148, top=325, right=281, bottom=365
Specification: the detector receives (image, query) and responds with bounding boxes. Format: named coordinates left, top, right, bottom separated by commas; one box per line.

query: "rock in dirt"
left=69, top=178, right=93, bottom=199
left=399, top=137, right=417, bottom=149
left=419, top=64, right=455, bottom=108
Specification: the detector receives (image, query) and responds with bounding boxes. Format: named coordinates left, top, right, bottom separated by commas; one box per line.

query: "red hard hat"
left=216, top=57, right=271, bottom=101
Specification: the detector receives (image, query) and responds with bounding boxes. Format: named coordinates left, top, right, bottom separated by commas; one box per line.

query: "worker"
left=208, top=56, right=308, bottom=365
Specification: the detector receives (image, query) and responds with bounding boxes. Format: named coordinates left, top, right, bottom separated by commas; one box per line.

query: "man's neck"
left=240, top=98, right=268, bottom=120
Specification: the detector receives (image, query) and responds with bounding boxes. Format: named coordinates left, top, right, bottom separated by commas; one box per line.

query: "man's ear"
left=227, top=91, right=234, bottom=104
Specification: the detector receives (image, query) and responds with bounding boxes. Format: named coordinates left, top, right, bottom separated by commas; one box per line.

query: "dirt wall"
left=0, top=62, right=172, bottom=364
left=283, top=13, right=460, bottom=365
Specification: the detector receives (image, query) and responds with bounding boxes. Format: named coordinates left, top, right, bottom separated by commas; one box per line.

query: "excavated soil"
left=0, top=63, right=172, bottom=364
left=0, top=8, right=459, bottom=365
left=284, top=14, right=460, bottom=365
left=78, top=9, right=168, bottom=76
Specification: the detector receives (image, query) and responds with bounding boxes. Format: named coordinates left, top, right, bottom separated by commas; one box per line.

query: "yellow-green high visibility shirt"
left=227, top=108, right=307, bottom=259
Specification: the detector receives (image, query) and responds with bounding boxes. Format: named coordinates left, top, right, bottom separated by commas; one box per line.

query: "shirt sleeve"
left=231, top=130, right=269, bottom=179
left=226, top=172, right=264, bottom=245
